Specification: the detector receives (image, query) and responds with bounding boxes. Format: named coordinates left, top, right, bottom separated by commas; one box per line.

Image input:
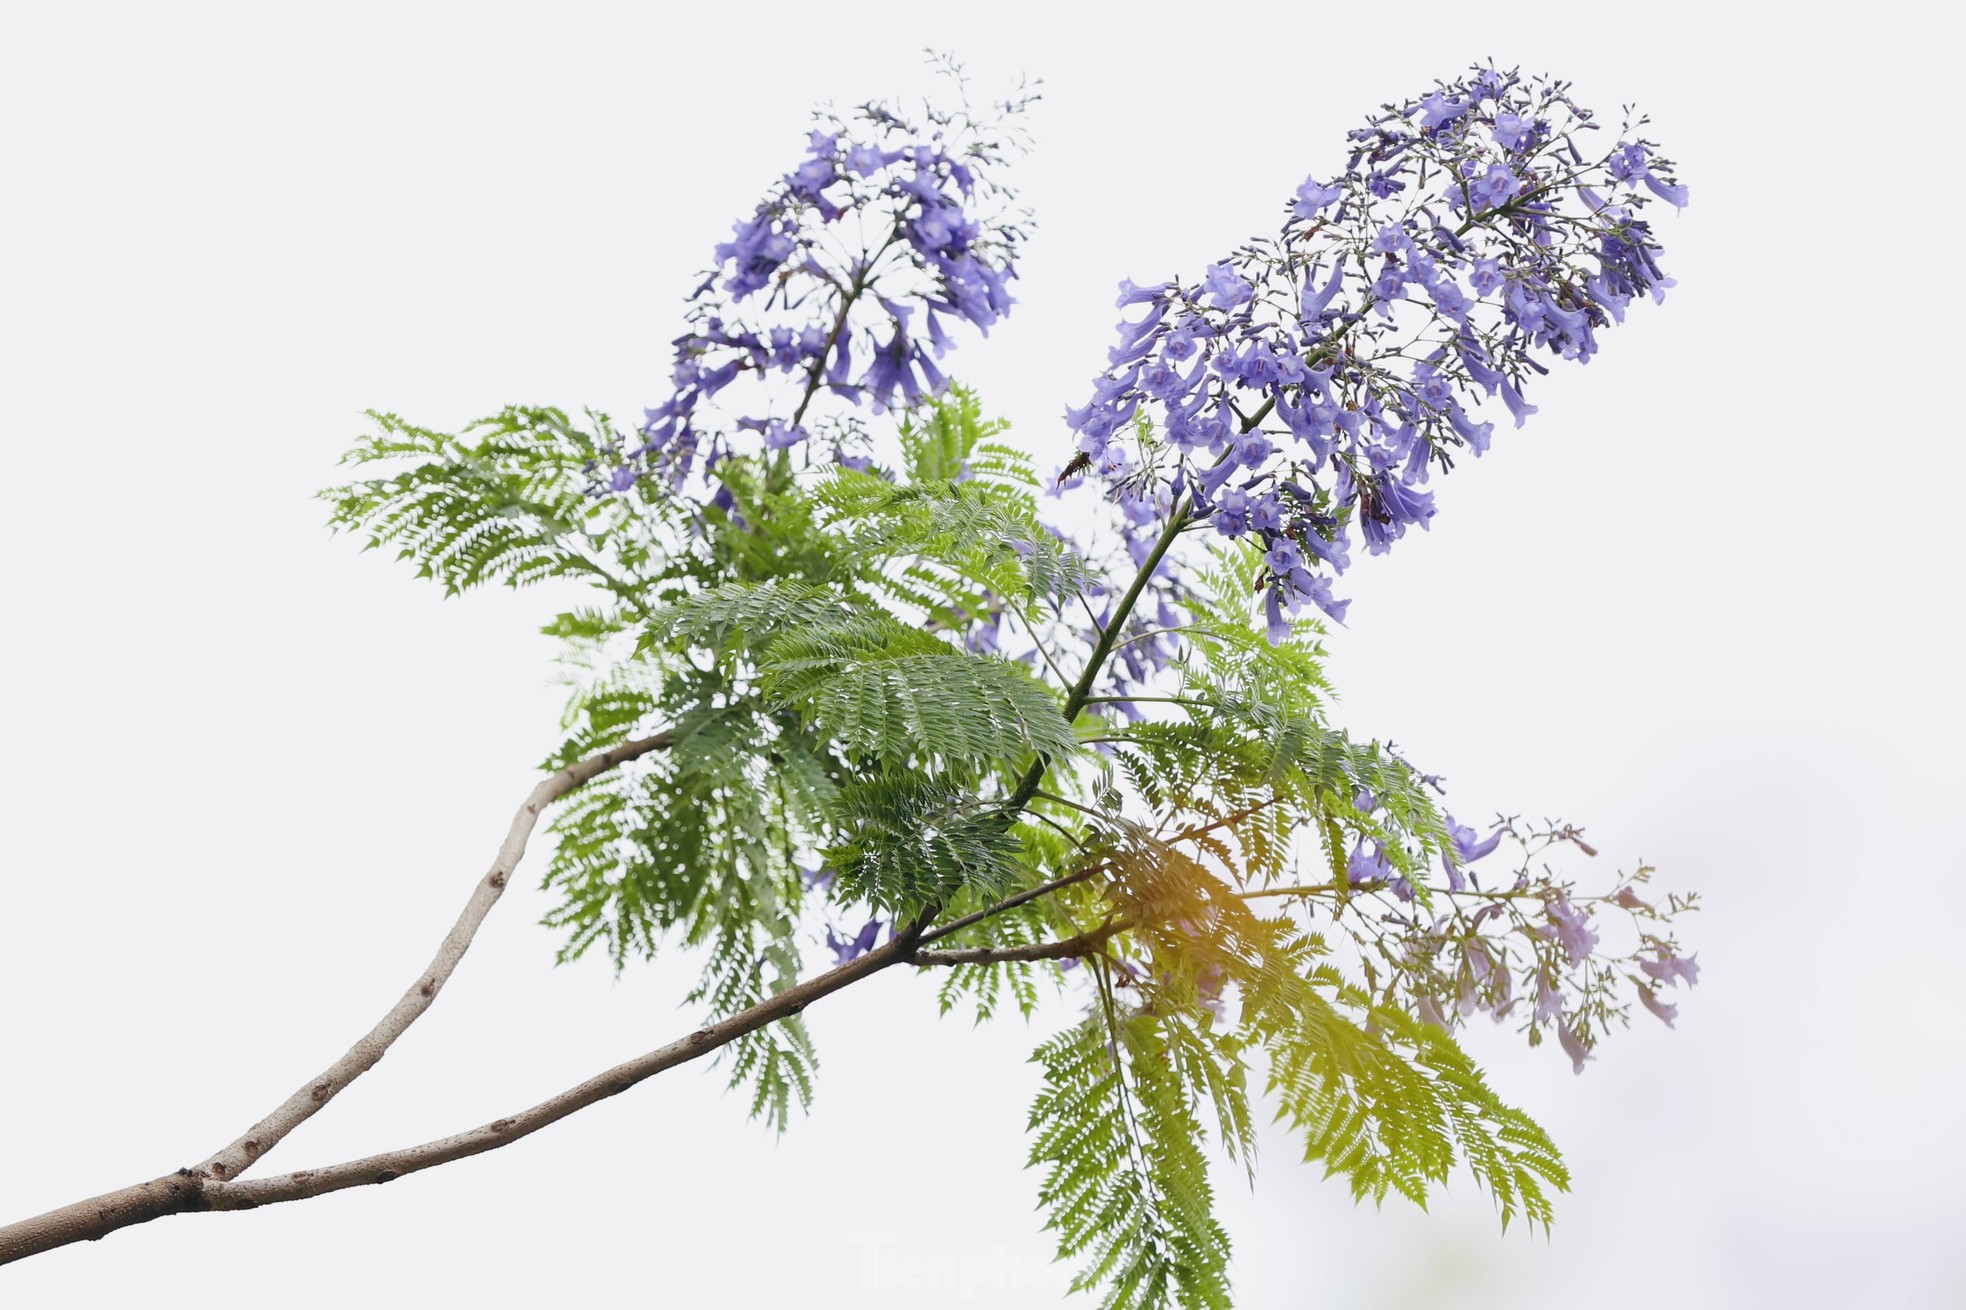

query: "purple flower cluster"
left=619, top=92, right=1033, bottom=491
left=1327, top=791, right=1698, bottom=1075
left=1063, top=66, right=1686, bottom=642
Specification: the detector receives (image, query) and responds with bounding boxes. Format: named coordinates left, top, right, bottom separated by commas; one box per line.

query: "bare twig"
left=0, top=919, right=906, bottom=1262
left=1162, top=799, right=1286, bottom=845
left=2, top=350, right=1208, bottom=1267
left=1003, top=594, right=1078, bottom=689
left=195, top=730, right=674, bottom=1183
left=910, top=923, right=1121, bottom=967
left=915, top=861, right=1112, bottom=948
left=204, top=932, right=911, bottom=1210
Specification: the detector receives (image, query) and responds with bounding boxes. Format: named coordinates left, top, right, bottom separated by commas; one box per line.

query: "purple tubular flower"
left=1145, top=352, right=1208, bottom=404
left=1379, top=477, right=1436, bottom=529
left=1428, top=277, right=1473, bottom=322
left=1545, top=893, right=1600, bottom=966
left=1610, top=884, right=1651, bottom=911
left=1347, top=841, right=1393, bottom=887
left=826, top=918, right=882, bottom=966
left=697, top=358, right=740, bottom=398
left=1487, top=960, right=1513, bottom=1014
left=1371, top=223, right=1412, bottom=255
left=1499, top=376, right=1538, bottom=427
left=1644, top=174, right=1691, bottom=208
left=1264, top=586, right=1292, bottom=646
left=1411, top=366, right=1453, bottom=412
left=1557, top=1021, right=1594, bottom=1075
left=1089, top=364, right=1142, bottom=406
left=1095, top=443, right=1130, bottom=480
left=714, top=213, right=795, bottom=299
left=826, top=333, right=853, bottom=391
left=1293, top=177, right=1343, bottom=217
left=1446, top=403, right=1494, bottom=455
left=1279, top=396, right=1335, bottom=468
left=1247, top=497, right=1284, bottom=535
left=1359, top=477, right=1436, bottom=555
left=1469, top=163, right=1522, bottom=212
left=1367, top=168, right=1406, bottom=198
left=1639, top=953, right=1701, bottom=988
left=1610, top=141, right=1690, bottom=210
left=1160, top=316, right=1208, bottom=361
left=1534, top=978, right=1563, bottom=1024
left=788, top=154, right=835, bottom=201
left=1492, top=112, right=1532, bottom=150
left=1203, top=479, right=1250, bottom=531
left=1588, top=272, right=1632, bottom=325
left=1300, top=262, right=1346, bottom=324
left=1297, top=526, right=1350, bottom=573
left=1108, top=303, right=1168, bottom=366
left=1202, top=262, right=1253, bottom=309
left=1418, top=92, right=1467, bottom=130
left=1637, top=986, right=1679, bottom=1028
left=1232, top=430, right=1277, bottom=468
left=1456, top=330, right=1506, bottom=394
left=864, top=327, right=916, bottom=411
left=845, top=143, right=899, bottom=177
left=1446, top=810, right=1502, bottom=861
left=1298, top=571, right=1349, bottom=624
left=1372, top=261, right=1407, bottom=303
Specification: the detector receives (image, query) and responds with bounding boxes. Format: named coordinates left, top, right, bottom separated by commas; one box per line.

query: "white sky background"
left=1, top=3, right=1959, bottom=1306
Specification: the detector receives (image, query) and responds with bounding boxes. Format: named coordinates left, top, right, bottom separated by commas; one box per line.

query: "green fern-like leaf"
left=822, top=774, right=1027, bottom=910
left=759, top=616, right=1077, bottom=774
left=323, top=407, right=659, bottom=603
left=892, top=382, right=1039, bottom=488
left=818, top=473, right=1092, bottom=608
left=1030, top=1008, right=1235, bottom=1310
left=1240, top=925, right=1568, bottom=1231
left=646, top=579, right=862, bottom=661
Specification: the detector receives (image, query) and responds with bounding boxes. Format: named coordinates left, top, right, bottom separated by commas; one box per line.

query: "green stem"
left=1004, top=504, right=1191, bottom=812
left=1108, top=622, right=1215, bottom=654
left=1080, top=694, right=1201, bottom=708
left=915, top=861, right=1112, bottom=947
left=1032, top=789, right=1104, bottom=818
left=916, top=337, right=1277, bottom=935
left=1004, top=595, right=1078, bottom=688
left=906, top=505, right=1191, bottom=943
